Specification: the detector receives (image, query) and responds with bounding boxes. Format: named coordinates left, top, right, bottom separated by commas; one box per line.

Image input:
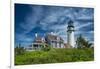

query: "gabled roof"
left=45, top=34, right=64, bottom=42
left=34, top=36, right=44, bottom=43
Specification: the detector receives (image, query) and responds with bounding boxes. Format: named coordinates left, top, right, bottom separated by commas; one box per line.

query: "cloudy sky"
left=15, top=4, right=94, bottom=47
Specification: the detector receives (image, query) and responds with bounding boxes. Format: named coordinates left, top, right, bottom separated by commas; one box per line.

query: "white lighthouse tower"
left=67, top=20, right=75, bottom=48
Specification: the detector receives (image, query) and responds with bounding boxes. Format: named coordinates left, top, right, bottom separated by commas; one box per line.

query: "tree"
left=15, top=44, right=26, bottom=55
left=76, top=34, right=92, bottom=49
left=41, top=43, right=51, bottom=51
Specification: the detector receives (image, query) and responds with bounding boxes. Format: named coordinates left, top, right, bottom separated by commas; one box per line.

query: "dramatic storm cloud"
left=15, top=4, right=94, bottom=47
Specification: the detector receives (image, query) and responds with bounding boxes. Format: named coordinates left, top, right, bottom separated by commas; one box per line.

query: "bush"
left=15, top=46, right=26, bottom=55
left=15, top=48, right=94, bottom=65
left=41, top=44, right=51, bottom=51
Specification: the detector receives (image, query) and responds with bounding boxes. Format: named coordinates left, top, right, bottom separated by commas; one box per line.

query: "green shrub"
left=41, top=44, right=51, bottom=51
left=15, top=46, right=26, bottom=55
left=15, top=48, right=94, bottom=65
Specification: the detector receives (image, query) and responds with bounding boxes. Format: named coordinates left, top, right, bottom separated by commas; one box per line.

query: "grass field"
left=15, top=48, right=94, bottom=65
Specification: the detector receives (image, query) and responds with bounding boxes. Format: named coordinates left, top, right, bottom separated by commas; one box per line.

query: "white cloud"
left=75, top=22, right=92, bottom=30
left=15, top=5, right=94, bottom=45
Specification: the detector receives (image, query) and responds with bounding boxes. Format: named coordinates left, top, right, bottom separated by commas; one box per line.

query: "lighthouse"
left=67, top=20, right=75, bottom=48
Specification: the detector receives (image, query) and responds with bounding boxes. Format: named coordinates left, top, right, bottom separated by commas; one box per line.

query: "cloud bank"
left=15, top=4, right=94, bottom=47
